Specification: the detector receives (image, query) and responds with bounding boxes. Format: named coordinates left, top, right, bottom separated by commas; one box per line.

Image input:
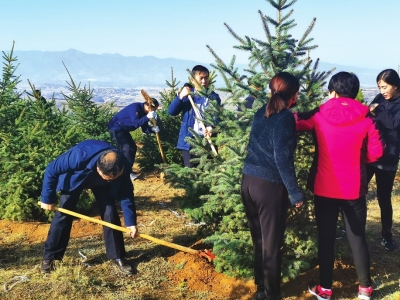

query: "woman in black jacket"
left=241, top=72, right=304, bottom=300
left=368, top=68, right=400, bottom=251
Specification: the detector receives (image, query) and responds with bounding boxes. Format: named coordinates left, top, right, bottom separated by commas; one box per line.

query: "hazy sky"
left=1, top=0, right=399, bottom=71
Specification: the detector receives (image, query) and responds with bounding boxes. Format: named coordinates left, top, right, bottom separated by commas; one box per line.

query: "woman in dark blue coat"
left=241, top=72, right=303, bottom=300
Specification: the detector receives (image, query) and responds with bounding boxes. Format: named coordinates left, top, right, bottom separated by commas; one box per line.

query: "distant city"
left=11, top=49, right=381, bottom=108
left=20, top=85, right=379, bottom=110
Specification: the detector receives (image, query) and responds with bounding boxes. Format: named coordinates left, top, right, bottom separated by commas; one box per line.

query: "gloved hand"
left=151, top=126, right=160, bottom=133
left=147, top=111, right=157, bottom=119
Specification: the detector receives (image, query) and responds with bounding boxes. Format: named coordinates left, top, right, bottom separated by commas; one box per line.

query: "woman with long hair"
left=241, top=72, right=304, bottom=300
left=368, top=68, right=400, bottom=251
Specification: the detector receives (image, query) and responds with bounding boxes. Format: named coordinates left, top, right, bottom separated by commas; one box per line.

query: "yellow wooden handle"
left=187, top=95, right=218, bottom=156
left=38, top=202, right=198, bottom=255
left=150, top=119, right=167, bottom=163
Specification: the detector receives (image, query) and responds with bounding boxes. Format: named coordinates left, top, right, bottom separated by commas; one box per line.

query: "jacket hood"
left=319, top=97, right=369, bottom=126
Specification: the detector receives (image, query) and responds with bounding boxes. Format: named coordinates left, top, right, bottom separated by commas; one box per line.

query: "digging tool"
left=38, top=202, right=215, bottom=262
left=186, top=93, right=218, bottom=156
left=140, top=89, right=167, bottom=163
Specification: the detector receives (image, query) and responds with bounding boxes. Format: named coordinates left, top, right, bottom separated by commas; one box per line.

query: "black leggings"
left=241, top=174, right=288, bottom=299
left=366, top=164, right=396, bottom=240
left=314, top=195, right=371, bottom=289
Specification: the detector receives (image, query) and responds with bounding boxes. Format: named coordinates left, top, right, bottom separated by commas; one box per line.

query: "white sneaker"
left=130, top=173, right=138, bottom=181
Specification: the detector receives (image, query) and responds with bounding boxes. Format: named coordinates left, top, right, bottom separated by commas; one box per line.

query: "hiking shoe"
left=41, top=259, right=54, bottom=273
left=358, top=285, right=373, bottom=300
left=130, top=173, right=138, bottom=181
left=308, top=283, right=332, bottom=300
left=381, top=238, right=396, bottom=251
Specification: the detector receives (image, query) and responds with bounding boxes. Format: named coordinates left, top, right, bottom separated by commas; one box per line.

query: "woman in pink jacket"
left=296, top=72, right=383, bottom=300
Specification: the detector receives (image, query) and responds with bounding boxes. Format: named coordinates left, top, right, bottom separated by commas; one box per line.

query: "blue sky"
left=1, top=0, right=399, bottom=71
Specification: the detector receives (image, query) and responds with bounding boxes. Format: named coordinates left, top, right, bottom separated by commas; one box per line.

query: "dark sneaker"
left=308, top=283, right=332, bottom=300
left=358, top=285, right=373, bottom=300
left=111, top=258, right=133, bottom=275
left=41, top=259, right=54, bottom=273
left=381, top=238, right=396, bottom=251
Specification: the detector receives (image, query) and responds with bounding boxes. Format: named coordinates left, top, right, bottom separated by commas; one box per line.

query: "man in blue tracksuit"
left=40, top=140, right=138, bottom=274
left=168, top=65, right=221, bottom=167
left=108, top=99, right=159, bottom=180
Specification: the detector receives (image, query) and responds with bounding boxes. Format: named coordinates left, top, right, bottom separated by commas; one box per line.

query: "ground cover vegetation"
left=1, top=0, right=399, bottom=298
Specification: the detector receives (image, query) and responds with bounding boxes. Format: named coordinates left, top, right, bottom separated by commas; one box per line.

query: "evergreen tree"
left=62, top=64, right=116, bottom=143
left=163, top=0, right=334, bottom=279
left=0, top=45, right=114, bottom=221
left=0, top=47, right=80, bottom=220
left=356, top=88, right=366, bottom=104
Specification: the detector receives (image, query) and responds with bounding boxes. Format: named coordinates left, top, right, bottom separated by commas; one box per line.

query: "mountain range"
left=6, top=49, right=380, bottom=88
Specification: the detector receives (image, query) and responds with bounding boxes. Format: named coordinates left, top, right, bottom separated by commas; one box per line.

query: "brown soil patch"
left=0, top=218, right=103, bottom=245
left=168, top=252, right=256, bottom=300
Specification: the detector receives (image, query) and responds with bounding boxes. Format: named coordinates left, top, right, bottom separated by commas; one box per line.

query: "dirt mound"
left=168, top=252, right=256, bottom=300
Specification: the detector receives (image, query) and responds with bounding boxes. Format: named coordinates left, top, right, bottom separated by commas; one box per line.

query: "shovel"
left=187, top=94, right=218, bottom=156
left=140, top=89, right=167, bottom=163
left=38, top=202, right=215, bottom=262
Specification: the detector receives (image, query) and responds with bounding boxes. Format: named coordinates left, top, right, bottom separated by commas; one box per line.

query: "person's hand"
left=151, top=126, right=160, bottom=133
left=147, top=111, right=157, bottom=119
left=127, top=225, right=138, bottom=238
left=369, top=103, right=379, bottom=115
left=295, top=201, right=303, bottom=208
left=40, top=202, right=54, bottom=211
left=204, top=126, right=212, bottom=138
left=292, top=112, right=298, bottom=122
left=179, top=86, right=191, bottom=99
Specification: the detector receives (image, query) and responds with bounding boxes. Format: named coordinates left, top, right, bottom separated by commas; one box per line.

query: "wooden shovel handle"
left=150, top=118, right=167, bottom=163
left=187, top=95, right=218, bottom=156
left=38, top=202, right=198, bottom=255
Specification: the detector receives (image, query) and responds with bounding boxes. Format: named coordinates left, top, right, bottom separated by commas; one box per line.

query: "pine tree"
left=163, top=0, right=334, bottom=279
left=0, top=46, right=82, bottom=220
left=62, top=63, right=116, bottom=143
left=356, top=88, right=366, bottom=104
left=0, top=45, right=113, bottom=221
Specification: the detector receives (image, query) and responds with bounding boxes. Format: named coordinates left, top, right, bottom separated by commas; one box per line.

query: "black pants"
left=109, top=129, right=137, bottom=169
left=366, top=164, right=396, bottom=240
left=43, top=186, right=126, bottom=260
left=241, top=174, right=288, bottom=299
left=181, top=145, right=219, bottom=168
left=314, top=195, right=371, bottom=289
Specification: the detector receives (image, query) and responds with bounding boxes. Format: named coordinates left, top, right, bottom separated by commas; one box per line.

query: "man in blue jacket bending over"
left=108, top=98, right=159, bottom=180
left=40, top=140, right=138, bottom=275
left=168, top=65, right=221, bottom=167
